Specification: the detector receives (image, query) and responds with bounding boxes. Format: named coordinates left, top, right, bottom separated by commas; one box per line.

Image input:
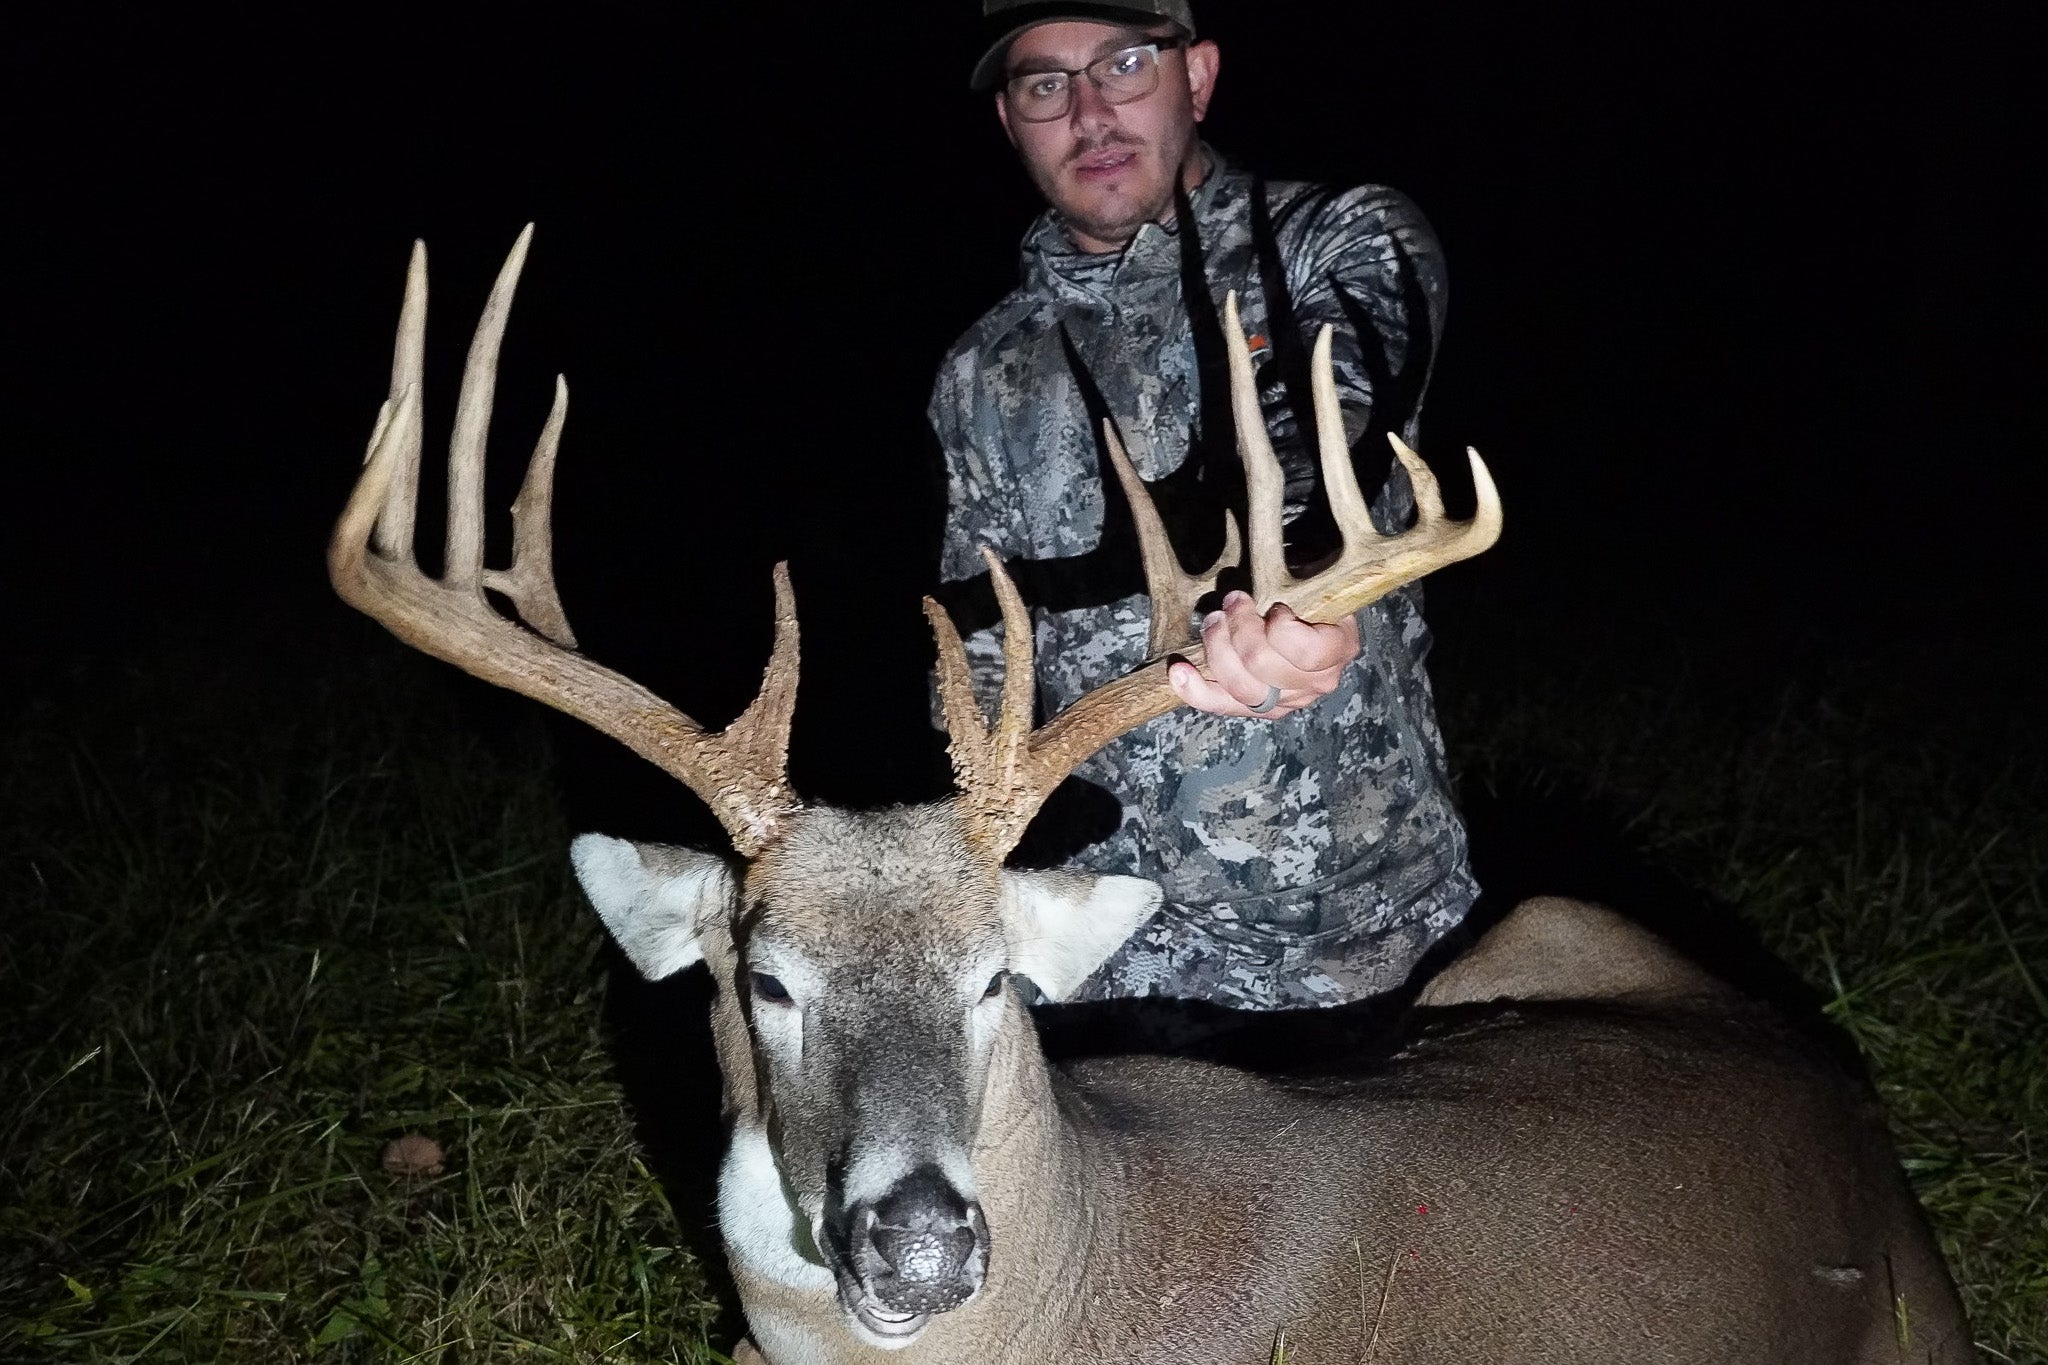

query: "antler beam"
left=329, top=228, right=804, bottom=856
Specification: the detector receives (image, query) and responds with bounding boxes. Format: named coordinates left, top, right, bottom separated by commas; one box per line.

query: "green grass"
left=3, top=638, right=2042, bottom=1360
left=0, top=651, right=730, bottom=1362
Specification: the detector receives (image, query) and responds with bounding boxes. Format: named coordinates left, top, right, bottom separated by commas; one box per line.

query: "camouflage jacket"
left=928, top=148, right=1477, bottom=1008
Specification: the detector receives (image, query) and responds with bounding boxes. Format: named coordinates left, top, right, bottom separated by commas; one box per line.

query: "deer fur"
left=576, top=813, right=1969, bottom=1365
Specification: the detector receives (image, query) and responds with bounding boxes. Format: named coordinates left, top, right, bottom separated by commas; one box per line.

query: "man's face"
left=995, top=21, right=1220, bottom=253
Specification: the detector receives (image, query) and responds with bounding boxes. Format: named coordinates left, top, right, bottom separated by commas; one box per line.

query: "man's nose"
left=1068, top=74, right=1117, bottom=134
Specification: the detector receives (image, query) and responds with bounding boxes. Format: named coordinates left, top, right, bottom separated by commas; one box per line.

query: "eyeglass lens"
left=1006, top=45, right=1164, bottom=123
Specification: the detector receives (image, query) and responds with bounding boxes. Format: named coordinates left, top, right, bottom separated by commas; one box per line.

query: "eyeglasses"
left=1001, top=39, right=1189, bottom=124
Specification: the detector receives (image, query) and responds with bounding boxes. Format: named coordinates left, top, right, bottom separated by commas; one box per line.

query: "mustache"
left=1065, top=134, right=1144, bottom=165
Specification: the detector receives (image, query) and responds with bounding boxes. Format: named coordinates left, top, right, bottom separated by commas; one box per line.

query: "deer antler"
left=1100, top=422, right=1242, bottom=657
left=925, top=291, right=1502, bottom=859
left=329, top=227, right=803, bottom=856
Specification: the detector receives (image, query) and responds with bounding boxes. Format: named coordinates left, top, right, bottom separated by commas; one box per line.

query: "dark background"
left=3, top=1, right=2035, bottom=833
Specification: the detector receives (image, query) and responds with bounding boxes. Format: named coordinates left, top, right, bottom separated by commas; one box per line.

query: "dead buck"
left=330, top=228, right=1969, bottom=1363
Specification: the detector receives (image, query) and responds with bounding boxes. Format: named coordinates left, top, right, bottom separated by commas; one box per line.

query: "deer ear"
left=998, top=869, right=1164, bottom=1001
left=571, top=834, right=736, bottom=981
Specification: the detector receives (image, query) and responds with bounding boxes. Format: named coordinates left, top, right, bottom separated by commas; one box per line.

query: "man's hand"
left=1167, top=591, right=1362, bottom=720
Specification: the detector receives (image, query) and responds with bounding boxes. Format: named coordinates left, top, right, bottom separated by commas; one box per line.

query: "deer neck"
left=968, top=1002, right=1108, bottom=1337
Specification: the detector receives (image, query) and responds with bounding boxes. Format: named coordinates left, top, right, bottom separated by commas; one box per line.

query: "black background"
left=4, top=1, right=2035, bottom=825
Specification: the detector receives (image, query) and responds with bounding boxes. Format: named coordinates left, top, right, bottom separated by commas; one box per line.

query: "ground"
left=2, top=623, right=2040, bottom=1361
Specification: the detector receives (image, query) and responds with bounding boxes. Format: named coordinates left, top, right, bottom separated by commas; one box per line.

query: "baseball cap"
left=970, top=0, right=1197, bottom=92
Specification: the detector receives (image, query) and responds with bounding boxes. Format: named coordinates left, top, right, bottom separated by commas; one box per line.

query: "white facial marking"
left=720, top=1123, right=833, bottom=1288
left=841, top=1138, right=982, bottom=1214
left=744, top=945, right=821, bottom=1060
left=967, top=958, right=1010, bottom=1055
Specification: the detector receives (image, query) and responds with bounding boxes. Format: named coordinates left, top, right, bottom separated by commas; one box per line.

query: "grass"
left=0, top=649, right=730, bottom=1362
left=3, top=633, right=2043, bottom=1360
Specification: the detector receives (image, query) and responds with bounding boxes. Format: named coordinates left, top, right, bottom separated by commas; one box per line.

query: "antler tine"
left=1221, top=291, right=1291, bottom=609
left=1100, top=418, right=1240, bottom=657
left=924, top=548, right=1040, bottom=854
left=1308, top=323, right=1374, bottom=534
left=930, top=291, right=1501, bottom=863
left=371, top=241, right=428, bottom=561
left=1283, top=422, right=1502, bottom=625
left=1389, top=431, right=1446, bottom=521
left=720, top=563, right=803, bottom=846
left=444, top=224, right=532, bottom=592
left=1233, top=289, right=1502, bottom=624
left=337, top=373, right=424, bottom=580
left=330, top=228, right=803, bottom=856
left=482, top=374, right=576, bottom=647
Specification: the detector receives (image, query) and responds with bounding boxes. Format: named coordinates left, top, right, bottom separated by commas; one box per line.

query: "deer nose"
left=853, top=1164, right=987, bottom=1314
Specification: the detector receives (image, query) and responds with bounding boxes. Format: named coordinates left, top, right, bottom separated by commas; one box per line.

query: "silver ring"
left=1247, top=685, right=1283, bottom=715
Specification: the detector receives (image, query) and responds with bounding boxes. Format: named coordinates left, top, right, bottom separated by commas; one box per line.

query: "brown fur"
left=632, top=825, right=1972, bottom=1364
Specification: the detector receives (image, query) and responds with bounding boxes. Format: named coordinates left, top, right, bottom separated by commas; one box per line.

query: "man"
left=929, top=0, right=1474, bottom=1008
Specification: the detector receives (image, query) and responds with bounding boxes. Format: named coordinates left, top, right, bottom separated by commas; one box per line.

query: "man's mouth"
left=1072, top=148, right=1139, bottom=182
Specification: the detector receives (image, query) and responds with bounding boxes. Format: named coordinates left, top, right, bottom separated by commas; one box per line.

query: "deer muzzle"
left=832, top=1164, right=989, bottom=1343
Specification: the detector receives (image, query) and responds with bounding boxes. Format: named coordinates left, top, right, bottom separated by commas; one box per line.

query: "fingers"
left=1171, top=658, right=1293, bottom=719
left=1263, top=601, right=1361, bottom=673
left=1169, top=593, right=1364, bottom=720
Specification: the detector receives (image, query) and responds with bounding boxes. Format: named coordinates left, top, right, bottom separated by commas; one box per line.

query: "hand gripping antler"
left=926, top=291, right=1502, bottom=858
left=329, top=227, right=803, bottom=856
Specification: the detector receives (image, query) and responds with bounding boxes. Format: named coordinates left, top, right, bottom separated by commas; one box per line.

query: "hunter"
left=930, top=0, right=1472, bottom=1007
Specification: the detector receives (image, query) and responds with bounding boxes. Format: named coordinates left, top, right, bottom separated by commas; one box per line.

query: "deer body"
left=330, top=232, right=1966, bottom=1364
left=585, top=819, right=1966, bottom=1365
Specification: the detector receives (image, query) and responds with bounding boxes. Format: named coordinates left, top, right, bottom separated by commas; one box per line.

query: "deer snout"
left=842, top=1164, right=988, bottom=1326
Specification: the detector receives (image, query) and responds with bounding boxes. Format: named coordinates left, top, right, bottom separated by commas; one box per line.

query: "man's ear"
left=1185, top=38, right=1220, bottom=121
left=994, top=91, right=1018, bottom=147
left=998, top=869, right=1164, bottom=1001
left=570, top=834, right=736, bottom=981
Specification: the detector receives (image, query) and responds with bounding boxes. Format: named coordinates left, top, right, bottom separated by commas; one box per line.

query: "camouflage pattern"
left=928, top=147, right=1477, bottom=1008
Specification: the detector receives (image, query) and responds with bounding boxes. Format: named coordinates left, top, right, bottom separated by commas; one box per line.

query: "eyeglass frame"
left=999, top=37, right=1193, bottom=123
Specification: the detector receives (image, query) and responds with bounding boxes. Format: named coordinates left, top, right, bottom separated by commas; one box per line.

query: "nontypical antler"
left=926, top=291, right=1502, bottom=859
left=329, top=227, right=803, bottom=856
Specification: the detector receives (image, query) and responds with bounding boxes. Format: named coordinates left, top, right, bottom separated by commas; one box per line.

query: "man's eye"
left=1027, top=75, right=1066, bottom=100
left=752, top=973, right=791, bottom=1004
left=1109, top=49, right=1147, bottom=76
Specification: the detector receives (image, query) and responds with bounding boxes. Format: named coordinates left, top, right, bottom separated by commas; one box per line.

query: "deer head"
left=329, top=228, right=1499, bottom=1348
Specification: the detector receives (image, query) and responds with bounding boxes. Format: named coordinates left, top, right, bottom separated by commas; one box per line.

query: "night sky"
left=5, top=2, right=2034, bottom=812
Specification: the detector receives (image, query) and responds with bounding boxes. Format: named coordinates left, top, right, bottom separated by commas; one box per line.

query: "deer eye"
left=982, top=971, right=1009, bottom=1001
left=751, top=972, right=792, bottom=1004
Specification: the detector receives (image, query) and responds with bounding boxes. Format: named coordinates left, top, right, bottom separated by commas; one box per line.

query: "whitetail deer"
left=330, top=228, right=1968, bottom=1363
